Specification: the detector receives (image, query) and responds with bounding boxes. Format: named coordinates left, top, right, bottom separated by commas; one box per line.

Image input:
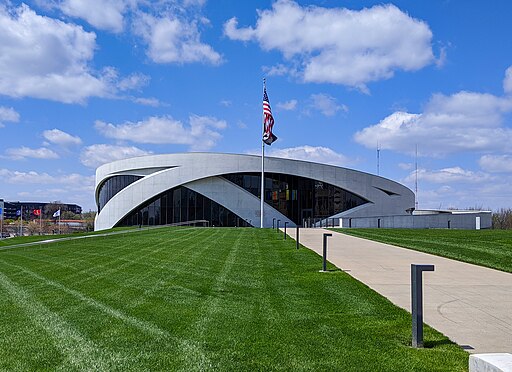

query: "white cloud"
left=262, top=64, right=296, bottom=77
left=220, top=100, right=232, bottom=107
left=479, top=154, right=512, bottom=173
left=80, top=144, right=152, bottom=168
left=0, top=3, right=112, bottom=103
left=133, top=12, right=222, bottom=65
left=132, top=97, right=162, bottom=107
left=0, top=106, right=20, bottom=127
left=260, top=145, right=350, bottom=166
left=310, top=94, right=347, bottom=116
left=504, top=66, right=512, bottom=94
left=95, top=114, right=227, bottom=150
left=117, top=73, right=150, bottom=91
left=225, top=1, right=434, bottom=90
left=404, top=166, right=491, bottom=184
left=0, top=168, right=93, bottom=185
left=276, top=99, right=297, bottom=111
left=0, top=168, right=96, bottom=208
left=354, top=90, right=512, bottom=156
left=42, top=129, right=82, bottom=146
left=54, top=0, right=132, bottom=33
left=5, top=146, right=59, bottom=160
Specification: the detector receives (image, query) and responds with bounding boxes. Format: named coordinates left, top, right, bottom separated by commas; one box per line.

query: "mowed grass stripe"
left=335, top=228, right=512, bottom=272
left=0, top=270, right=130, bottom=371
left=0, top=227, right=469, bottom=371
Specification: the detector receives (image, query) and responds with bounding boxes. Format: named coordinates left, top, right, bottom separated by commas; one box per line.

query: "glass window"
left=97, top=175, right=142, bottom=212
left=116, top=186, right=250, bottom=228
left=223, top=172, right=368, bottom=224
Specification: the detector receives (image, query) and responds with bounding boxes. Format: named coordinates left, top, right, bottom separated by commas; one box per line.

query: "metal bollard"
left=284, top=222, right=288, bottom=240
left=411, top=264, right=435, bottom=347
left=296, top=225, right=300, bottom=250
left=277, top=219, right=280, bottom=231
left=322, top=233, right=332, bottom=271
left=272, top=218, right=276, bottom=229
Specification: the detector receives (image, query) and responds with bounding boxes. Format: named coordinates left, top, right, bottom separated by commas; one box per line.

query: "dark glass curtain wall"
left=223, top=173, right=368, bottom=224
left=97, top=175, right=142, bottom=212
left=117, top=186, right=250, bottom=228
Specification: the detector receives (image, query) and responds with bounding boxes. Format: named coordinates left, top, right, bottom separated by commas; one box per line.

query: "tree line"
left=492, top=208, right=512, bottom=229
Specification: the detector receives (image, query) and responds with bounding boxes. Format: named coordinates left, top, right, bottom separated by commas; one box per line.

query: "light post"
left=322, top=233, right=332, bottom=272
left=411, top=264, right=435, bottom=347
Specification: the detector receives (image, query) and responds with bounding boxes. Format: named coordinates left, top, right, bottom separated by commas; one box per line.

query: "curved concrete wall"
left=95, top=153, right=415, bottom=230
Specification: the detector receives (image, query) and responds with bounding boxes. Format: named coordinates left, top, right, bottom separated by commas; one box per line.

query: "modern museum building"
left=94, top=153, right=490, bottom=231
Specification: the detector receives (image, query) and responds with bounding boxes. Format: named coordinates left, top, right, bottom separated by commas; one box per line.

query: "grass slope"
left=334, top=228, right=512, bottom=273
left=0, top=227, right=135, bottom=247
left=0, top=227, right=468, bottom=371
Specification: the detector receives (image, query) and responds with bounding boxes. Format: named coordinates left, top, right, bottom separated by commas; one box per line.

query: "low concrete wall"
left=469, top=353, right=512, bottom=372
left=340, top=212, right=492, bottom=230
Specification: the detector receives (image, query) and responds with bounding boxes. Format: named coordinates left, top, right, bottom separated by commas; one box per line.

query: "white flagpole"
left=59, top=210, right=61, bottom=235
left=260, top=78, right=266, bottom=228
left=39, top=206, right=42, bottom=235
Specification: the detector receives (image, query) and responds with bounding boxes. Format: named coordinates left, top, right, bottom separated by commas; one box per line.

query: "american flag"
left=262, top=86, right=277, bottom=145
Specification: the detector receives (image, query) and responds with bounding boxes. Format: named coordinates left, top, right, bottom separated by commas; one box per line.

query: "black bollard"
left=296, top=225, right=300, bottom=249
left=284, top=222, right=288, bottom=240
left=411, top=264, right=435, bottom=347
left=322, top=233, right=332, bottom=271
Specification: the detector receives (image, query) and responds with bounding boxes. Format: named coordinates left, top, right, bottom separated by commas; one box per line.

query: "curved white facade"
left=95, top=153, right=415, bottom=231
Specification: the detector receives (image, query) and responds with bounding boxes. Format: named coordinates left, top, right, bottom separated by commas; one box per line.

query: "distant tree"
left=44, top=201, right=65, bottom=219
left=492, top=208, right=512, bottom=229
left=82, top=210, right=97, bottom=232
left=82, top=211, right=97, bottom=220
left=26, top=221, right=42, bottom=236
left=62, top=210, right=80, bottom=220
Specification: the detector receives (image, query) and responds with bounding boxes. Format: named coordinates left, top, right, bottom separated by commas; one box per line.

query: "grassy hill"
left=334, top=228, right=512, bottom=273
left=0, top=227, right=468, bottom=371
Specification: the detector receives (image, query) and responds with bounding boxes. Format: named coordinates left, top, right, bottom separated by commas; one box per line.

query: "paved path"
left=285, top=228, right=512, bottom=354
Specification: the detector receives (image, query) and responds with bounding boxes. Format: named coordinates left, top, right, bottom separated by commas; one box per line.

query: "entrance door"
left=301, top=209, right=312, bottom=227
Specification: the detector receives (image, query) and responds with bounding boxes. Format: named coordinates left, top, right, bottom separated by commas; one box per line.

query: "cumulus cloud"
left=0, top=106, right=20, bottom=127
left=261, top=145, right=350, bottom=166
left=4, top=146, right=59, bottom=160
left=0, top=168, right=93, bottom=186
left=309, top=94, right=347, bottom=116
left=225, top=1, right=435, bottom=90
left=0, top=168, right=95, bottom=208
left=404, top=166, right=491, bottom=184
left=117, top=73, right=150, bottom=91
left=133, top=12, right=222, bottom=65
left=276, top=99, right=297, bottom=111
left=95, top=115, right=227, bottom=150
left=0, top=3, right=113, bottom=103
left=80, top=144, right=152, bottom=168
left=354, top=91, right=512, bottom=156
left=42, top=128, right=82, bottom=146
left=479, top=154, right=512, bottom=173
left=47, top=0, right=133, bottom=33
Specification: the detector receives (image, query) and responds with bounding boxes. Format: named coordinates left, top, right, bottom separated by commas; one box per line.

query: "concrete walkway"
left=285, top=228, right=512, bottom=354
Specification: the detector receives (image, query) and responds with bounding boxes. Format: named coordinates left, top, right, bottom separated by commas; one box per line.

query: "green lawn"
left=0, top=227, right=468, bottom=371
left=0, top=226, right=138, bottom=247
left=334, top=228, right=512, bottom=273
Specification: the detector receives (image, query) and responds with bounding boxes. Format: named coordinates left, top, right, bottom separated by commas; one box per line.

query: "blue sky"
left=1, top=0, right=512, bottom=212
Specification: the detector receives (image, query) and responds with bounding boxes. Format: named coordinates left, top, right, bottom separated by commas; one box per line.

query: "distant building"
left=94, top=152, right=491, bottom=231
left=0, top=200, right=82, bottom=220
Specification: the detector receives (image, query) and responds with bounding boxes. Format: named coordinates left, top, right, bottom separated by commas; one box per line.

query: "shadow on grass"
left=423, top=339, right=460, bottom=349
